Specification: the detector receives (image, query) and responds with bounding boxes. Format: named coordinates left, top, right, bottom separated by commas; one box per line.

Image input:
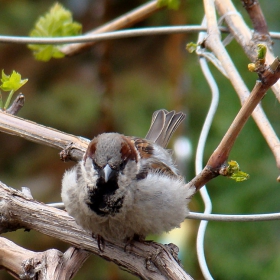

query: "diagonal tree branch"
left=215, top=0, right=280, bottom=101
left=60, top=0, right=163, bottom=56
left=200, top=0, right=280, bottom=170
left=188, top=54, right=280, bottom=190
left=0, top=111, right=89, bottom=162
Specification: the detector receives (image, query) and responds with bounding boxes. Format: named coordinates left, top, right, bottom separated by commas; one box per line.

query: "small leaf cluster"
left=28, top=3, right=82, bottom=62
left=248, top=44, right=267, bottom=72
left=0, top=70, right=28, bottom=110
left=186, top=42, right=198, bottom=53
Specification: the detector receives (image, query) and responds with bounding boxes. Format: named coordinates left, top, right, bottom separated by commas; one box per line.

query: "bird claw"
left=92, top=233, right=106, bottom=252
left=124, top=234, right=147, bottom=252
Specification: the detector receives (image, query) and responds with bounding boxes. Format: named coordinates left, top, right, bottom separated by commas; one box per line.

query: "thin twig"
left=185, top=0, right=280, bottom=192
left=207, top=75, right=279, bottom=168
left=241, top=0, right=272, bottom=46
left=60, top=0, right=163, bottom=56
left=5, top=93, right=25, bottom=115
left=188, top=93, right=280, bottom=188
left=215, top=0, right=280, bottom=101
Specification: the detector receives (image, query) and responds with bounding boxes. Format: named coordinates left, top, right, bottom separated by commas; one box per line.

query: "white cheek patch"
left=80, top=158, right=99, bottom=189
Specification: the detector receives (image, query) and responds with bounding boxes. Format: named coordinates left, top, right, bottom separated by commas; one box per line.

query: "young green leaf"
left=226, top=160, right=249, bottom=182
left=257, top=44, right=267, bottom=61
left=186, top=42, right=198, bottom=53
left=0, top=70, right=28, bottom=110
left=157, top=0, right=181, bottom=10
left=0, top=70, right=28, bottom=92
left=28, top=3, right=82, bottom=62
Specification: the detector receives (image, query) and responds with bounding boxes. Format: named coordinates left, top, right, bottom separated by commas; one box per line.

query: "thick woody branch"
left=60, top=0, right=162, bottom=56
left=0, top=111, right=88, bottom=161
left=0, top=182, right=193, bottom=280
left=0, top=238, right=90, bottom=280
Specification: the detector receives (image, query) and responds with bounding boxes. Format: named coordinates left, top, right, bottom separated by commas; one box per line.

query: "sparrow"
left=61, top=109, right=195, bottom=246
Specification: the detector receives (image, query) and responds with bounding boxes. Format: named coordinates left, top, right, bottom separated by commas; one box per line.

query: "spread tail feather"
left=145, top=109, right=186, bottom=148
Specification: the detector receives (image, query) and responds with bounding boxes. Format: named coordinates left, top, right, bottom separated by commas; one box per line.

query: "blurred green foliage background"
left=1, top=0, right=280, bottom=279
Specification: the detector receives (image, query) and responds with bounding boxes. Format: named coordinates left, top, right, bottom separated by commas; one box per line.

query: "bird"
left=61, top=109, right=195, bottom=247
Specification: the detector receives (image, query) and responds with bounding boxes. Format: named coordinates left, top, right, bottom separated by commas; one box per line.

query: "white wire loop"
left=195, top=59, right=218, bottom=280
left=191, top=16, right=216, bottom=280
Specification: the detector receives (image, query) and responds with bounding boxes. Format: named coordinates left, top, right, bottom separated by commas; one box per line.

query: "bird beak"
left=100, top=164, right=117, bottom=182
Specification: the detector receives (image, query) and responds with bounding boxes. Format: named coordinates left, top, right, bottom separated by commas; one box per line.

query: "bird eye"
left=92, top=160, right=101, bottom=170
left=119, top=161, right=127, bottom=171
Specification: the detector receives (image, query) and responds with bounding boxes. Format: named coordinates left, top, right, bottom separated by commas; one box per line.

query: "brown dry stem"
left=0, top=111, right=88, bottom=162
left=185, top=0, right=280, bottom=191
left=189, top=60, right=280, bottom=191
left=5, top=93, right=25, bottom=115
left=215, top=0, right=280, bottom=101
left=60, top=0, right=162, bottom=56
left=241, top=0, right=272, bottom=45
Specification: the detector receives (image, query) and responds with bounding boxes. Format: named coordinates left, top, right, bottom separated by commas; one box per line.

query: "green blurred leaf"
left=226, top=160, right=249, bottom=182
left=28, top=3, right=82, bottom=62
left=0, top=70, right=28, bottom=109
left=157, top=0, right=181, bottom=10
left=186, top=42, right=198, bottom=53
left=257, top=43, right=267, bottom=61
left=0, top=70, right=28, bottom=92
